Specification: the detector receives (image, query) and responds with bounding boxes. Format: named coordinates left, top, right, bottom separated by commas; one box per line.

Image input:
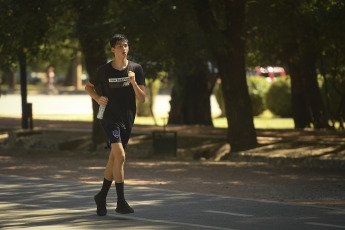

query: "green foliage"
left=247, top=76, right=271, bottom=116
left=0, top=0, right=59, bottom=70
left=214, top=77, right=271, bottom=117
left=137, top=78, right=161, bottom=117
left=265, top=77, right=292, bottom=117
left=320, top=74, right=345, bottom=120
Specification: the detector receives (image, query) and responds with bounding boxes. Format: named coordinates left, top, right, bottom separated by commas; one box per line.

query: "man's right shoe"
left=94, top=193, right=107, bottom=216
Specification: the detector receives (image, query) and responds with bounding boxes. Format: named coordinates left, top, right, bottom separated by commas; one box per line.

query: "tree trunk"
left=217, top=52, right=257, bottom=151
left=195, top=0, right=257, bottom=151
left=4, top=70, right=16, bottom=89
left=75, top=0, right=110, bottom=148
left=288, top=59, right=310, bottom=128
left=303, top=53, right=330, bottom=129
left=168, top=60, right=216, bottom=126
left=64, top=50, right=82, bottom=90
left=289, top=53, right=331, bottom=129
left=19, top=51, right=28, bottom=129
left=79, top=47, right=107, bottom=148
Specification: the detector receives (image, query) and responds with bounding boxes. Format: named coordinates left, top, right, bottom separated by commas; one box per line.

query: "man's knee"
left=111, top=143, right=125, bottom=163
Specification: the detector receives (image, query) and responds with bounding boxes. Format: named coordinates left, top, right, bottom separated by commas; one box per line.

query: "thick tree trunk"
left=195, top=0, right=257, bottom=151
left=168, top=61, right=216, bottom=126
left=303, top=53, right=330, bottom=129
left=76, top=0, right=110, bottom=148
left=288, top=59, right=310, bottom=128
left=217, top=52, right=257, bottom=151
left=289, top=54, right=331, bottom=129
left=79, top=45, right=107, bottom=148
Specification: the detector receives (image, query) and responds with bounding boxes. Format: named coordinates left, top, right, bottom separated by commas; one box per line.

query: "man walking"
left=85, top=34, right=145, bottom=216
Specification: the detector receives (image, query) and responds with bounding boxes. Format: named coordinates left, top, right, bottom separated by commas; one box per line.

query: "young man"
left=85, top=34, right=145, bottom=216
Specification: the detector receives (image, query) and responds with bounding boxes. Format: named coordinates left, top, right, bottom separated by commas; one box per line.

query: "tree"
left=117, top=0, right=217, bottom=126
left=165, top=1, right=217, bottom=126
left=168, top=58, right=216, bottom=125
left=71, top=0, right=114, bottom=148
left=247, top=0, right=340, bottom=129
left=0, top=0, right=58, bottom=128
left=316, top=0, right=345, bottom=129
left=195, top=0, right=258, bottom=151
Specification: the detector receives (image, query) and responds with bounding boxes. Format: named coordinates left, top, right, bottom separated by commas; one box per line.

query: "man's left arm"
left=129, top=71, right=146, bottom=103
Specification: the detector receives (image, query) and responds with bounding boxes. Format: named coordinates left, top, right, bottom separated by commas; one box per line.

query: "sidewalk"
left=1, top=117, right=345, bottom=169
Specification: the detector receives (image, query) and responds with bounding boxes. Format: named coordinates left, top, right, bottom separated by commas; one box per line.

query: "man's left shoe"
left=116, top=200, right=134, bottom=214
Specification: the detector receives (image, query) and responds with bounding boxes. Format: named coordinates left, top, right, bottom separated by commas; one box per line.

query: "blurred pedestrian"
left=47, top=66, right=55, bottom=93
left=85, top=34, right=146, bottom=216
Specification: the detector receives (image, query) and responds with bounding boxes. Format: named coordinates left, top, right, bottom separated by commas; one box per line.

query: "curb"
left=227, top=152, right=345, bottom=170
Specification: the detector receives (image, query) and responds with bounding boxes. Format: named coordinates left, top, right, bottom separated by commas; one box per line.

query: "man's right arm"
left=85, top=81, right=108, bottom=106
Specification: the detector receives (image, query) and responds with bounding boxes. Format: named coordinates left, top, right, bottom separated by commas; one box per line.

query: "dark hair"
left=110, top=34, right=129, bottom=48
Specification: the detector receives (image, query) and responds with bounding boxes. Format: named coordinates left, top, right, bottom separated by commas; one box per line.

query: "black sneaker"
left=116, top=200, right=134, bottom=214
left=94, top=193, right=107, bottom=216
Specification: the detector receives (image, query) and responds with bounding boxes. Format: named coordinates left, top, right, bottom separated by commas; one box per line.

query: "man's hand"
left=128, top=71, right=135, bottom=85
left=97, top=96, right=108, bottom=106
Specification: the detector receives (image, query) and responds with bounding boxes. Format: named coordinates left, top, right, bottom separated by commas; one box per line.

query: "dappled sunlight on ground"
left=0, top=152, right=344, bottom=208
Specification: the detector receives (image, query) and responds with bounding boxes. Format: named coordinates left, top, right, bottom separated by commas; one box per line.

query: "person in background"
left=47, top=66, right=55, bottom=93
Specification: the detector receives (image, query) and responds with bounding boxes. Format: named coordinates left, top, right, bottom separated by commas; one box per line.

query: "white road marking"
left=204, top=210, right=253, bottom=217
left=306, top=222, right=345, bottom=229
left=1, top=201, right=236, bottom=230
left=122, top=215, right=238, bottom=230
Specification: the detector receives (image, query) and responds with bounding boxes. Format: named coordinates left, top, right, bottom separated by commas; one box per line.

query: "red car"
left=249, top=66, right=286, bottom=83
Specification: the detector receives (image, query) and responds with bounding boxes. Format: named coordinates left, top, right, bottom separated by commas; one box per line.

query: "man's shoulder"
left=128, top=60, right=142, bottom=69
left=98, top=61, right=112, bottom=71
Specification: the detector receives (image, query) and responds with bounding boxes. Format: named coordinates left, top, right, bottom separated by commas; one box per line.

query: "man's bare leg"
left=104, top=151, right=114, bottom=181
left=111, top=143, right=125, bottom=183
left=111, top=142, right=134, bottom=214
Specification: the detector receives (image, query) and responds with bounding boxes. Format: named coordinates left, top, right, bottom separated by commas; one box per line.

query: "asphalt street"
left=1, top=174, right=344, bottom=230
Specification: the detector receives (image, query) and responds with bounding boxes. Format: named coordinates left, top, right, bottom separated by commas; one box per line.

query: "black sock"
left=98, top=178, right=112, bottom=199
left=115, top=182, right=125, bottom=202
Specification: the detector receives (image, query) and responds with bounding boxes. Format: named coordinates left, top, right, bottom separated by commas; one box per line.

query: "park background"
left=1, top=0, right=344, bottom=152
left=1, top=2, right=345, bottom=229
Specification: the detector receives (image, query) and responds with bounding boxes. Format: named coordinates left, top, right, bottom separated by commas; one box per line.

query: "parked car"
left=247, top=66, right=286, bottom=83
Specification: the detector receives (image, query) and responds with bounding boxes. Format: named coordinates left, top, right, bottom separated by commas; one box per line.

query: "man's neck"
left=112, top=58, right=128, bottom=70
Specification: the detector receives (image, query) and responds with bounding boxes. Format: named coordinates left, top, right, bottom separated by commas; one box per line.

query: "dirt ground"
left=0, top=118, right=345, bottom=209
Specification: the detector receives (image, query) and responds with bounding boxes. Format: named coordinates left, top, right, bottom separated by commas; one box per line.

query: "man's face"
left=112, top=41, right=129, bottom=58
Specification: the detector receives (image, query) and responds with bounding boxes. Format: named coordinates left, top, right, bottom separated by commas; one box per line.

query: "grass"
left=212, top=110, right=294, bottom=129
left=3, top=111, right=295, bottom=129
left=135, top=114, right=295, bottom=129
left=212, top=117, right=294, bottom=129
left=26, top=114, right=342, bottom=130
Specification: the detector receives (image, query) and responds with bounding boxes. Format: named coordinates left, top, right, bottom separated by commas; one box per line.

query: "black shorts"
left=101, top=122, right=132, bottom=150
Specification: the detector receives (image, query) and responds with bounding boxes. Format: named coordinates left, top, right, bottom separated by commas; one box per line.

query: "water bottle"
left=97, top=105, right=106, bottom=119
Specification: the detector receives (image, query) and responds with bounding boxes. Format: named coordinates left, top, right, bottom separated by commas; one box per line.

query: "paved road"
left=1, top=174, right=344, bottom=230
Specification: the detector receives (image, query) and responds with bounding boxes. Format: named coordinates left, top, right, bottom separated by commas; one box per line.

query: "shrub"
left=265, top=77, right=292, bottom=117
left=247, top=76, right=271, bottom=116
left=213, top=76, right=271, bottom=116
left=137, top=78, right=161, bottom=116
left=320, top=74, right=345, bottom=120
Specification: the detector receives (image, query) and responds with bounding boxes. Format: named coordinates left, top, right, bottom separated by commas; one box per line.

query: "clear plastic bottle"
left=97, top=105, right=106, bottom=119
